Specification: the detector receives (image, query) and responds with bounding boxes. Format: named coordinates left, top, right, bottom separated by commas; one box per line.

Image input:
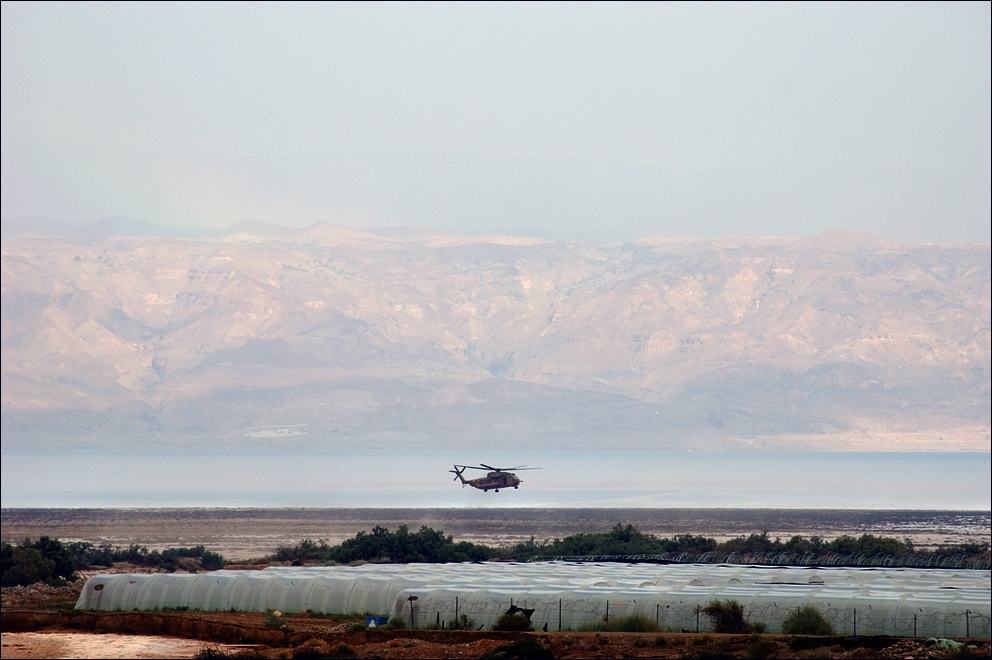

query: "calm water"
left=1, top=449, right=988, bottom=509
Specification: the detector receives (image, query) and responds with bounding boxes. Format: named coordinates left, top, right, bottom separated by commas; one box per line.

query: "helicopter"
left=450, top=464, right=541, bottom=492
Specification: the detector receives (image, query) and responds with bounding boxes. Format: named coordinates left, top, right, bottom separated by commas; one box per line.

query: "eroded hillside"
left=2, top=224, right=989, bottom=450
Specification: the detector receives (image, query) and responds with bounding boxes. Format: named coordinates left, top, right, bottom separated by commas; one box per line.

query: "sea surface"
left=2, top=449, right=988, bottom=509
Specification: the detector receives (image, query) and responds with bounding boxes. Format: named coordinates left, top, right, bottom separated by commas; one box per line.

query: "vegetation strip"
left=3, top=523, right=989, bottom=589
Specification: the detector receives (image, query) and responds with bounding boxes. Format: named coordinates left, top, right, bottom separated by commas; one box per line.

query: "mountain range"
left=2, top=219, right=989, bottom=451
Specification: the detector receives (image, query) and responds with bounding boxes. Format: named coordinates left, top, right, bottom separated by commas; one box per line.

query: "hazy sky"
left=2, top=2, right=990, bottom=242
left=4, top=450, right=990, bottom=509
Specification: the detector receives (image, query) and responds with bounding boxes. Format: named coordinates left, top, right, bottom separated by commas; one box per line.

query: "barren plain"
left=3, top=508, right=988, bottom=559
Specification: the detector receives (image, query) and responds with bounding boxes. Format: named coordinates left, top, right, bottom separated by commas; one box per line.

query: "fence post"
left=656, top=603, right=659, bottom=627
left=455, top=596, right=458, bottom=625
left=696, top=606, right=700, bottom=633
left=966, top=610, right=970, bottom=638
left=853, top=609, right=857, bottom=637
left=914, top=613, right=917, bottom=637
left=605, top=600, right=609, bottom=624
left=559, top=599, right=562, bottom=632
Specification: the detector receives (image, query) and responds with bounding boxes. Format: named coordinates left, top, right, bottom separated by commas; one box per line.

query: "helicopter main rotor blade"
left=467, top=463, right=542, bottom=472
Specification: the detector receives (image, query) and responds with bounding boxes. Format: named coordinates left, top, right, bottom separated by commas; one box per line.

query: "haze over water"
left=2, top=449, right=987, bottom=510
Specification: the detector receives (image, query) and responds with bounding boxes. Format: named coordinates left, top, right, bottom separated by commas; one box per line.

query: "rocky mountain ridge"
left=1, top=222, right=989, bottom=450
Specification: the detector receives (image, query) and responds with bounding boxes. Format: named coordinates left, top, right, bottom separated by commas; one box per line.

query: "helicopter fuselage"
left=468, top=471, right=521, bottom=492
left=451, top=464, right=539, bottom=492
left=452, top=467, right=521, bottom=492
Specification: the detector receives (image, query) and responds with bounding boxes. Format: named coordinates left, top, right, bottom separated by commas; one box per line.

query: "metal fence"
left=406, top=596, right=991, bottom=638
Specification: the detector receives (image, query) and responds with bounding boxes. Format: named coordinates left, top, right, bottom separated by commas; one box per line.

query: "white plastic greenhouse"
left=75, top=562, right=991, bottom=638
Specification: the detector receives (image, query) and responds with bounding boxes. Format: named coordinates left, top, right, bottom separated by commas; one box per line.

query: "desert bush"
left=177, top=557, right=203, bottom=573
left=788, top=636, right=827, bottom=651
left=195, top=649, right=236, bottom=659
left=783, top=605, right=835, bottom=636
left=492, top=612, right=534, bottom=631
left=745, top=632, right=775, bottom=659
left=265, top=610, right=284, bottom=628
left=292, top=641, right=354, bottom=658
left=482, top=636, right=555, bottom=658
left=702, top=599, right=759, bottom=634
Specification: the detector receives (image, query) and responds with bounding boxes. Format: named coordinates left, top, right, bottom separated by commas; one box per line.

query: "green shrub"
left=575, top=621, right=606, bottom=632
left=605, top=613, right=659, bottom=632
left=782, top=605, right=835, bottom=636
left=384, top=616, right=407, bottom=629
left=447, top=613, right=476, bottom=630
left=492, top=612, right=534, bottom=631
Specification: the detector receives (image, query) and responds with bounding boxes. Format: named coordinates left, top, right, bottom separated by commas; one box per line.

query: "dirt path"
left=0, top=632, right=228, bottom=659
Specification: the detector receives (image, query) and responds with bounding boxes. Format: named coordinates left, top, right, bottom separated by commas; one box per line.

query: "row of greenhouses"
left=75, top=562, right=991, bottom=637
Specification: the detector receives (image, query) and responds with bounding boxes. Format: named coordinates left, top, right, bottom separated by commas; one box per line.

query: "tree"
left=1, top=546, right=55, bottom=587
left=33, top=536, right=77, bottom=581
left=0, top=537, right=77, bottom=586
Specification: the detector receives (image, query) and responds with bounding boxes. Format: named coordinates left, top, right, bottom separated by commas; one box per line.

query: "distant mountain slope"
left=1, top=225, right=988, bottom=450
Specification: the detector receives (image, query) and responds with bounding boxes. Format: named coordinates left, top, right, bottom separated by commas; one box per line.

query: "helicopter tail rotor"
left=450, top=465, right=468, bottom=486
